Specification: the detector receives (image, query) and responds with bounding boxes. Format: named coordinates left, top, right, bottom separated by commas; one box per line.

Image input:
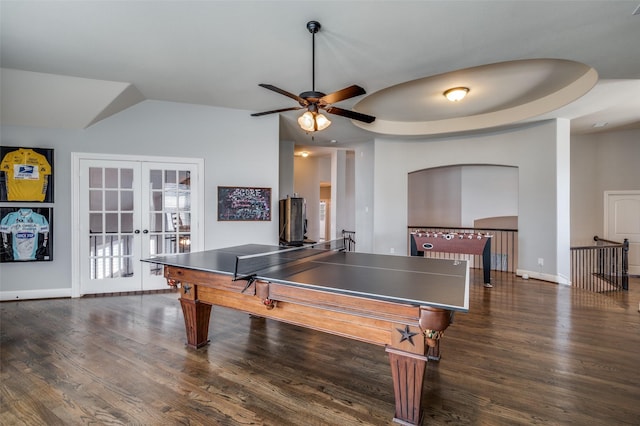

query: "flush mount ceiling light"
left=444, top=87, right=469, bottom=102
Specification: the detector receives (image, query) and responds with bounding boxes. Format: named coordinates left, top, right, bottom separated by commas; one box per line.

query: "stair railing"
left=570, top=236, right=629, bottom=292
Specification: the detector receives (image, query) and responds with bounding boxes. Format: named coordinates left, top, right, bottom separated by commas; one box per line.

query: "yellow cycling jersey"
left=1, top=148, right=52, bottom=201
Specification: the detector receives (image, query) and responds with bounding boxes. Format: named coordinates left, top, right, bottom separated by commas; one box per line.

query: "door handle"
left=142, top=230, right=149, bottom=234
left=134, top=229, right=140, bottom=234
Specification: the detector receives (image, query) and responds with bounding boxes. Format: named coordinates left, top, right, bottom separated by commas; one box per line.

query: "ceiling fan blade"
left=320, top=85, right=366, bottom=105
left=325, top=106, right=376, bottom=123
left=251, top=106, right=304, bottom=117
left=259, top=84, right=308, bottom=105
left=251, top=107, right=304, bottom=117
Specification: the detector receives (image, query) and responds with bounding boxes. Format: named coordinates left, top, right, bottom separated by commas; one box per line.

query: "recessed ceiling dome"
left=353, top=59, right=598, bottom=136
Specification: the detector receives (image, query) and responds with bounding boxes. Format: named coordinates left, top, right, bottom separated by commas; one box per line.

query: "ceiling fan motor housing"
left=299, top=91, right=326, bottom=104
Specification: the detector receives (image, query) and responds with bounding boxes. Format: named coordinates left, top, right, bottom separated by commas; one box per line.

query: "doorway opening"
left=319, top=182, right=331, bottom=242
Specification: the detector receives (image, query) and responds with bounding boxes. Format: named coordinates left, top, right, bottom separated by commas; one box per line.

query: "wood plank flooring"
left=1, top=272, right=639, bottom=425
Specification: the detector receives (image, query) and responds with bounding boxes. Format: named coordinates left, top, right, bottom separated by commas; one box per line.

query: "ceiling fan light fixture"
left=444, top=87, right=469, bottom=102
left=315, top=113, right=331, bottom=131
left=298, top=110, right=331, bottom=132
left=298, top=111, right=316, bottom=132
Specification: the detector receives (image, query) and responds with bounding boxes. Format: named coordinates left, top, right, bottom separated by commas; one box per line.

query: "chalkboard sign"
left=217, top=186, right=271, bottom=221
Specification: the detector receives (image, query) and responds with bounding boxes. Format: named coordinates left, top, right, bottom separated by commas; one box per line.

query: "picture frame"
left=217, top=186, right=271, bottom=221
left=0, top=206, right=53, bottom=262
left=0, top=146, right=54, bottom=203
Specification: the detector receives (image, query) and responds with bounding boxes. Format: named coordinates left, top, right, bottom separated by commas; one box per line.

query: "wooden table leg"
left=179, top=284, right=212, bottom=348
left=386, top=347, right=428, bottom=425
left=384, top=306, right=453, bottom=424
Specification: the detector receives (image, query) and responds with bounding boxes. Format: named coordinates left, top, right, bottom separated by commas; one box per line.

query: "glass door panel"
left=141, top=162, right=199, bottom=290
left=80, top=160, right=141, bottom=294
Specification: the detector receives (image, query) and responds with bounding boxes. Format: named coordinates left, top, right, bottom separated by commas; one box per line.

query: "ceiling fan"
left=251, top=21, right=376, bottom=132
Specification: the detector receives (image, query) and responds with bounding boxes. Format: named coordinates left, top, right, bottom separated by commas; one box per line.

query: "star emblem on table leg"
left=396, top=325, right=418, bottom=346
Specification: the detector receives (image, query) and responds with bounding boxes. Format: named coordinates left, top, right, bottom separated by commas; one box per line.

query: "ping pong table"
left=143, top=243, right=469, bottom=426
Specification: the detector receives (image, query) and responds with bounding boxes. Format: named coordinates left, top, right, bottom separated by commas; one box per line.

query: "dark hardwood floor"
left=1, top=272, right=639, bottom=425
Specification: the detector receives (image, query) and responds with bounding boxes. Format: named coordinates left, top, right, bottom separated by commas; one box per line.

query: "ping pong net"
left=233, top=239, right=346, bottom=283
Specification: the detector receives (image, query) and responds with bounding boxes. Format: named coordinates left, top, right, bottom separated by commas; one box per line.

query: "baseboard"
left=0, top=288, right=177, bottom=301
left=516, top=269, right=571, bottom=285
left=1, top=288, right=73, bottom=301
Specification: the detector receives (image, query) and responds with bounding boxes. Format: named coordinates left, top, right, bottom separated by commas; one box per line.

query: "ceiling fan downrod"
left=307, top=21, right=321, bottom=93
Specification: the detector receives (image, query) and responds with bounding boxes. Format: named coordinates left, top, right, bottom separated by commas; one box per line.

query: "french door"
left=75, top=156, right=201, bottom=295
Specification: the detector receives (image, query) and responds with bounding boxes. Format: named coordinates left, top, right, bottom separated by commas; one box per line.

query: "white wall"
left=408, top=166, right=461, bottom=227
left=407, top=165, right=518, bottom=227
left=344, top=151, right=356, bottom=233
left=355, top=143, right=375, bottom=253
left=571, top=128, right=640, bottom=245
left=279, top=140, right=295, bottom=199
left=331, top=150, right=347, bottom=241
left=370, top=119, right=571, bottom=283
left=554, top=119, right=571, bottom=283
left=461, top=165, right=518, bottom=226
left=570, top=134, right=599, bottom=245
left=0, top=100, right=280, bottom=296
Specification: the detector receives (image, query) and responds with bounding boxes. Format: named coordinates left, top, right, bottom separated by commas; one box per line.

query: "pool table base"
left=170, top=266, right=453, bottom=426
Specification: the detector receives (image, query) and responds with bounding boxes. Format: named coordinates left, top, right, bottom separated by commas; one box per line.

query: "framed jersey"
left=0, top=147, right=54, bottom=203
left=0, top=207, right=53, bottom=262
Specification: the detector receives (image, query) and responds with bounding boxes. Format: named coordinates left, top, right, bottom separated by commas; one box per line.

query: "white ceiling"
left=1, top=1, right=639, bottom=151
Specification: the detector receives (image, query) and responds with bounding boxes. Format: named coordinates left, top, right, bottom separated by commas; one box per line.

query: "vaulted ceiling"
left=1, top=1, right=639, bottom=148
